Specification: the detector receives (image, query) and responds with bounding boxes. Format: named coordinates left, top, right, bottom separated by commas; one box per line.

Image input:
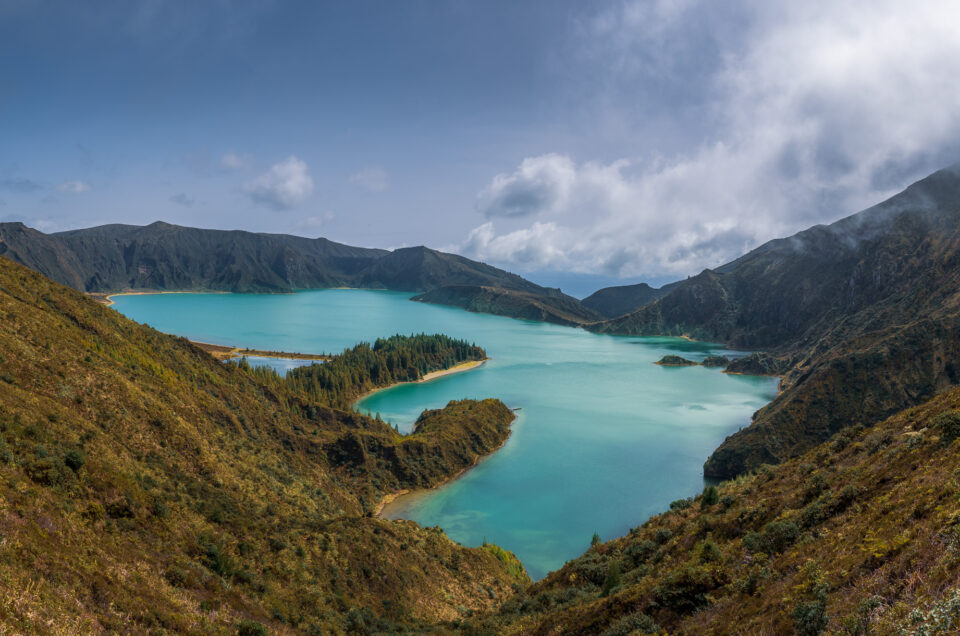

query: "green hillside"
left=589, top=166, right=960, bottom=478
left=0, top=256, right=526, bottom=634
left=465, top=385, right=960, bottom=635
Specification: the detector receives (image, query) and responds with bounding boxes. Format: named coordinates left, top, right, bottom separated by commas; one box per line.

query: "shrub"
left=601, top=562, right=622, bottom=597
left=24, top=457, right=69, bottom=486
left=830, top=431, right=852, bottom=453
left=670, top=498, right=693, bottom=511
left=623, top=540, right=657, bottom=568
left=803, top=474, right=829, bottom=503
left=654, top=528, right=672, bottom=545
left=933, top=410, right=960, bottom=445
left=202, top=541, right=234, bottom=578
left=64, top=449, right=85, bottom=472
left=653, top=565, right=723, bottom=613
left=236, top=620, right=269, bottom=636
left=698, top=540, right=722, bottom=564
left=836, top=484, right=861, bottom=509
left=733, top=560, right=771, bottom=596
left=591, top=532, right=601, bottom=548
left=743, top=520, right=800, bottom=555
left=792, top=561, right=830, bottom=636
left=570, top=551, right=611, bottom=586
left=792, top=592, right=829, bottom=636
left=844, top=595, right=882, bottom=635
left=701, top=485, right=719, bottom=508
left=152, top=497, right=170, bottom=519
left=600, top=612, right=661, bottom=636
left=902, top=588, right=960, bottom=634
left=799, top=497, right=831, bottom=530
left=164, top=566, right=188, bottom=588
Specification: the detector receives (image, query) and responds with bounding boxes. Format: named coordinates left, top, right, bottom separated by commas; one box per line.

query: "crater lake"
left=112, top=289, right=778, bottom=579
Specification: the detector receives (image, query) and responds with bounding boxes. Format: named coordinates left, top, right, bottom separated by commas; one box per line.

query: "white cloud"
left=56, top=180, right=90, bottom=193
left=460, top=0, right=960, bottom=277
left=348, top=167, right=390, bottom=192
left=221, top=152, right=253, bottom=171
left=244, top=156, right=314, bottom=210
left=477, top=154, right=577, bottom=218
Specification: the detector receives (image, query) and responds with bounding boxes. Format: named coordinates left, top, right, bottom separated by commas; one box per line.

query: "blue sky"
left=3, top=1, right=960, bottom=294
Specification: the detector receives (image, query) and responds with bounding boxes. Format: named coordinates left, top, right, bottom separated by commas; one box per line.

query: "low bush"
left=670, top=498, right=693, bottom=511
left=933, top=410, right=960, bottom=445
left=600, top=612, right=661, bottom=636
left=601, top=562, right=622, bottom=597
left=743, top=520, right=800, bottom=555
left=701, top=485, right=719, bottom=508
left=236, top=620, right=269, bottom=636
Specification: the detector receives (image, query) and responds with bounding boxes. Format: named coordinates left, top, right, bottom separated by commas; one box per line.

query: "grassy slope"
left=0, top=257, right=527, bottom=635
left=466, top=387, right=960, bottom=635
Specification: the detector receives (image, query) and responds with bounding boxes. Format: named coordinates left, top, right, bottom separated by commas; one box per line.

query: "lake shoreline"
left=113, top=290, right=779, bottom=578
left=375, top=411, right=515, bottom=517
left=191, top=340, right=332, bottom=362
left=89, top=290, right=234, bottom=307
left=356, top=358, right=488, bottom=403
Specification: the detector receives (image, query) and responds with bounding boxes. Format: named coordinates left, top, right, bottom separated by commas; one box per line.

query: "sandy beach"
left=190, top=341, right=332, bottom=362
left=356, top=358, right=487, bottom=402
left=88, top=290, right=232, bottom=307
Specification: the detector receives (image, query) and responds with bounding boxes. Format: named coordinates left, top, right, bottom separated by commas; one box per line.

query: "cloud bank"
left=459, top=0, right=960, bottom=277
left=244, top=156, right=314, bottom=210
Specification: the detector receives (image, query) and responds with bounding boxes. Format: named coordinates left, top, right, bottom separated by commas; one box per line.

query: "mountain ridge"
left=0, top=220, right=595, bottom=326
left=588, top=165, right=960, bottom=477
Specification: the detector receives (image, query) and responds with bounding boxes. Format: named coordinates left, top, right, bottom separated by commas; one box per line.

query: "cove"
left=111, top=289, right=778, bottom=580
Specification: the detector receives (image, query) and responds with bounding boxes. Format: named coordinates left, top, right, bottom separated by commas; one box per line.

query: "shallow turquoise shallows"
left=112, top=290, right=778, bottom=580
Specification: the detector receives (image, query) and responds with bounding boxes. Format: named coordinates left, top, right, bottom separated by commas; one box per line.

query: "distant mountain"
left=413, top=285, right=602, bottom=326
left=581, top=281, right=678, bottom=318
left=354, top=245, right=549, bottom=294
left=0, top=221, right=594, bottom=325
left=589, top=165, right=960, bottom=477
left=0, top=221, right=385, bottom=292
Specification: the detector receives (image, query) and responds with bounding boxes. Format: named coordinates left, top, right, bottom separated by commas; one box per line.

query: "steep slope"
left=581, top=281, right=678, bottom=319
left=356, top=245, right=549, bottom=294
left=0, top=257, right=527, bottom=634
left=590, top=166, right=960, bottom=349
left=469, top=387, right=960, bottom=635
left=413, top=285, right=602, bottom=326
left=589, top=166, right=960, bottom=477
left=0, top=221, right=385, bottom=292
left=0, top=221, right=596, bottom=325
left=0, top=221, right=91, bottom=290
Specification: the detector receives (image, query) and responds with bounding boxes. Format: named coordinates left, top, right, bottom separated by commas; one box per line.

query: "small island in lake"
left=655, top=355, right=698, bottom=366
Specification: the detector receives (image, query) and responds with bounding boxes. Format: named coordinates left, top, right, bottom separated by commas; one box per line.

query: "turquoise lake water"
left=112, top=290, right=778, bottom=580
